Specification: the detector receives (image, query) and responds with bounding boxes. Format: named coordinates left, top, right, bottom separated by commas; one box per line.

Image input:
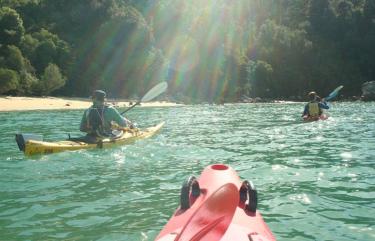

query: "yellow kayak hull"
left=23, top=122, right=165, bottom=155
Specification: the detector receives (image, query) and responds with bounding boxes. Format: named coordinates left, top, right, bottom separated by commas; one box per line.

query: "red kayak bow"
left=155, top=164, right=276, bottom=241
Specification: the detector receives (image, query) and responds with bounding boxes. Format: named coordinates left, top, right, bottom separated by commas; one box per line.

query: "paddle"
left=325, top=85, right=344, bottom=101
left=121, top=81, right=168, bottom=115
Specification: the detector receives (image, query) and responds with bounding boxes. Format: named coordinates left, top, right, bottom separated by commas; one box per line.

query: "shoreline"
left=0, top=96, right=180, bottom=112
left=0, top=96, right=365, bottom=112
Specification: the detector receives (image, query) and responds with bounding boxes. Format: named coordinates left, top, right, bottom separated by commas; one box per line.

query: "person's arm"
left=302, top=104, right=308, bottom=116
left=108, top=107, right=131, bottom=127
left=319, top=100, right=329, bottom=110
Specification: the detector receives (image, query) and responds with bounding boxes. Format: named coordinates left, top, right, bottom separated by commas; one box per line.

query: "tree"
left=68, top=5, right=153, bottom=96
left=18, top=70, right=39, bottom=95
left=30, top=29, right=70, bottom=75
left=0, top=0, right=373, bottom=100
left=34, top=63, right=66, bottom=95
left=248, top=60, right=274, bottom=97
left=0, top=44, right=37, bottom=95
left=0, top=7, right=25, bottom=47
left=2, top=45, right=27, bottom=72
left=0, top=68, right=19, bottom=94
left=33, top=40, right=56, bottom=74
left=20, top=34, right=39, bottom=60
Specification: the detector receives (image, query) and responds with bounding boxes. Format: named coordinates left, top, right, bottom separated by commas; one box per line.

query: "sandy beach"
left=0, top=96, right=179, bottom=112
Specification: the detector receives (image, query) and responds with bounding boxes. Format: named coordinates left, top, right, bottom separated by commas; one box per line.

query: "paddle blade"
left=141, top=81, right=168, bottom=102
left=326, top=85, right=343, bottom=101
left=120, top=81, right=168, bottom=115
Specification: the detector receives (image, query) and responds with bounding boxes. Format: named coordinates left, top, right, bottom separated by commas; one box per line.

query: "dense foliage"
left=0, top=0, right=374, bottom=102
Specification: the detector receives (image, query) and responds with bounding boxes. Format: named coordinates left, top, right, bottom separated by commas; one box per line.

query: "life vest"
left=308, top=102, right=321, bottom=117
left=86, top=105, right=109, bottom=137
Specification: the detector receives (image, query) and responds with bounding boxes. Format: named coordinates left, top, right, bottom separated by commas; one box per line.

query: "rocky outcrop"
left=362, top=81, right=375, bottom=101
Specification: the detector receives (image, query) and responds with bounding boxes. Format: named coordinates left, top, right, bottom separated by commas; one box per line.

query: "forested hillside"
left=1, top=0, right=374, bottom=102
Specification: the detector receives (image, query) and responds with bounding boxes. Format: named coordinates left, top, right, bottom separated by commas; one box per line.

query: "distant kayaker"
left=80, top=90, right=133, bottom=139
left=302, top=91, right=329, bottom=117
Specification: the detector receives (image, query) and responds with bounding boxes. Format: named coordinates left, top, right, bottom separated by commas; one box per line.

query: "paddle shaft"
left=121, top=101, right=139, bottom=115
left=119, top=81, right=168, bottom=115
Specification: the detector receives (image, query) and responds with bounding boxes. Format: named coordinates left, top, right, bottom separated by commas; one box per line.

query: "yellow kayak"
left=16, top=122, right=165, bottom=156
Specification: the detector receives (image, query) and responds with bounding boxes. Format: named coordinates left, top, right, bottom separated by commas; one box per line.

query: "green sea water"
left=0, top=102, right=374, bottom=241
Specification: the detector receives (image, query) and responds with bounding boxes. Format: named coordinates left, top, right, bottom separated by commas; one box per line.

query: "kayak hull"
left=156, top=164, right=276, bottom=241
left=303, top=114, right=328, bottom=122
left=18, top=122, right=164, bottom=155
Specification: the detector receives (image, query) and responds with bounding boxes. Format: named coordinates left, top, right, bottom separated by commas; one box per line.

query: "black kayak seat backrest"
left=15, top=134, right=43, bottom=151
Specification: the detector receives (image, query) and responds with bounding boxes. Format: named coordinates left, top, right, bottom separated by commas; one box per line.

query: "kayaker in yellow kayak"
left=302, top=91, right=329, bottom=117
left=80, top=90, right=133, bottom=140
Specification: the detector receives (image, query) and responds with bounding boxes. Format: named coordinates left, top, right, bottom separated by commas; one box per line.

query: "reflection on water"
left=0, top=102, right=374, bottom=241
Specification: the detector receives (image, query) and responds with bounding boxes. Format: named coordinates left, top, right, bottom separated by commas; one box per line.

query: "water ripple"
left=0, top=102, right=374, bottom=240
